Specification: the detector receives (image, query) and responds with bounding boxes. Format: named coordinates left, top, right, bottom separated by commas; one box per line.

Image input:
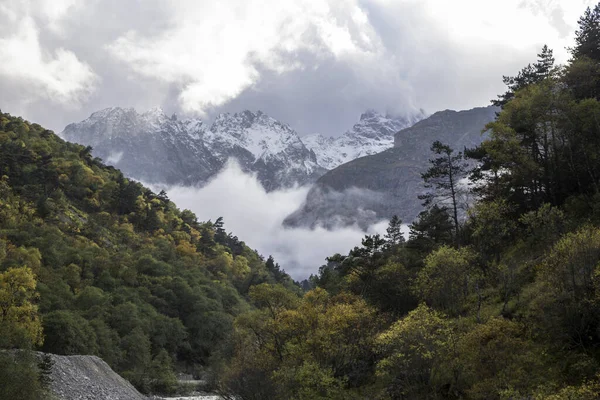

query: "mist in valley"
left=159, top=161, right=394, bottom=279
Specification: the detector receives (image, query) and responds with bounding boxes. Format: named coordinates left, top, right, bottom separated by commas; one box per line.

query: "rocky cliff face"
left=61, top=108, right=325, bottom=191
left=61, top=107, right=425, bottom=191
left=206, top=110, right=325, bottom=191
left=284, top=106, right=498, bottom=229
left=61, top=107, right=219, bottom=186
left=303, top=109, right=426, bottom=170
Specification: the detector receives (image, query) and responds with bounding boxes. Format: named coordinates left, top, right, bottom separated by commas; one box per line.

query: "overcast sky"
left=0, top=0, right=595, bottom=136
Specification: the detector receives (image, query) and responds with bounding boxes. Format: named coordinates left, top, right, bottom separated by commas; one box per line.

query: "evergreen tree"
left=384, top=215, right=405, bottom=246
left=493, top=45, right=555, bottom=107
left=420, top=141, right=468, bottom=239
left=407, top=205, right=454, bottom=255
left=533, top=45, right=555, bottom=79
left=213, top=216, right=228, bottom=244
left=265, top=255, right=285, bottom=283
left=571, top=4, right=600, bottom=61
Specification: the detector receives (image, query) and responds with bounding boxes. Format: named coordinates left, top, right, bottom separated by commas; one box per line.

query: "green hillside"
left=0, top=111, right=296, bottom=397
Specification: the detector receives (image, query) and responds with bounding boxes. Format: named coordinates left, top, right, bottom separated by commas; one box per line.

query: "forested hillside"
left=0, top=110, right=297, bottom=398
left=212, top=5, right=600, bottom=399
left=6, top=4, right=600, bottom=400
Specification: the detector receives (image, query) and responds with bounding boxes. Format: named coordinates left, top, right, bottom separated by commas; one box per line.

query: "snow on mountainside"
left=303, top=109, right=427, bottom=170
left=203, top=110, right=325, bottom=190
left=61, top=107, right=325, bottom=190
left=60, top=107, right=425, bottom=191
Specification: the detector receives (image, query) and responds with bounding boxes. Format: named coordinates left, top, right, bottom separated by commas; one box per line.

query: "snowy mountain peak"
left=141, top=106, right=167, bottom=119
left=61, top=107, right=325, bottom=191
left=206, top=110, right=307, bottom=162
left=85, top=106, right=134, bottom=122
left=60, top=105, right=424, bottom=190
left=304, top=109, right=426, bottom=170
left=212, top=110, right=291, bottom=133
left=359, top=109, right=380, bottom=121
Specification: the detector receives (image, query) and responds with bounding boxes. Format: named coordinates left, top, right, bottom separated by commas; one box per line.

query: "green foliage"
left=524, top=226, right=600, bottom=352
left=571, top=4, right=600, bottom=62
left=148, top=349, right=178, bottom=394
left=220, top=288, right=380, bottom=399
left=0, top=266, right=43, bottom=348
left=407, top=205, right=454, bottom=256
left=0, top=351, right=47, bottom=400
left=0, top=111, right=294, bottom=395
left=42, top=310, right=98, bottom=355
left=469, top=199, right=517, bottom=261
left=385, top=215, right=405, bottom=247
left=456, top=318, right=547, bottom=400
left=376, top=303, right=453, bottom=399
left=413, top=246, right=478, bottom=316
left=493, top=44, right=556, bottom=107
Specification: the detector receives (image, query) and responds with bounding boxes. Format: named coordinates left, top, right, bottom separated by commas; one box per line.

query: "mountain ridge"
left=60, top=107, right=425, bottom=190
left=284, top=106, right=499, bottom=229
left=303, top=108, right=427, bottom=170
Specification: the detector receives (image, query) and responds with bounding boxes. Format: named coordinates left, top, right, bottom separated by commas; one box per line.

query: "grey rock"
left=36, top=352, right=147, bottom=400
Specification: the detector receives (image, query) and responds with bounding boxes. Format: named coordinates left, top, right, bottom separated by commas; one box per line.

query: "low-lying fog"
left=161, top=162, right=392, bottom=280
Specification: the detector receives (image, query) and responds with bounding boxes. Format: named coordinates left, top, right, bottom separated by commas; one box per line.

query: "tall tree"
left=493, top=45, right=556, bottom=107
left=533, top=45, right=555, bottom=79
left=384, top=215, right=405, bottom=247
left=571, top=4, right=600, bottom=61
left=420, top=141, right=468, bottom=239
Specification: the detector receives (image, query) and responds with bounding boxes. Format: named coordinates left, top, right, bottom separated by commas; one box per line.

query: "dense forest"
left=0, top=107, right=298, bottom=398
left=6, top=4, right=600, bottom=400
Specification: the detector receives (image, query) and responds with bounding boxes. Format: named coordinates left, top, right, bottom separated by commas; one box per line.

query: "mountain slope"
left=61, top=107, right=219, bottom=185
left=61, top=108, right=425, bottom=191
left=205, top=110, right=325, bottom=190
left=303, top=109, right=426, bottom=170
left=61, top=108, right=325, bottom=191
left=284, top=106, right=498, bottom=229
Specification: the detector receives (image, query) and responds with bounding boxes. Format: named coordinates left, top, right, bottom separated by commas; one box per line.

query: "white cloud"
left=107, top=0, right=382, bottom=116
left=0, top=1, right=97, bottom=107
left=409, top=0, right=593, bottom=62
left=1, top=0, right=597, bottom=135
left=106, top=151, right=124, bottom=164
left=104, top=0, right=594, bottom=120
left=161, top=161, right=388, bottom=279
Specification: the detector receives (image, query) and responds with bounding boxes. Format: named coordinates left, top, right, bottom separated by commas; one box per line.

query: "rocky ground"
left=37, top=352, right=146, bottom=400
left=36, top=351, right=223, bottom=400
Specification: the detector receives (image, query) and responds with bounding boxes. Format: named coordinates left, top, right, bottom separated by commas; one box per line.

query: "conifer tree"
left=571, top=4, right=600, bottom=61
left=534, top=45, right=555, bottom=79
left=420, top=141, right=468, bottom=239
left=384, top=215, right=405, bottom=246
left=493, top=45, right=555, bottom=107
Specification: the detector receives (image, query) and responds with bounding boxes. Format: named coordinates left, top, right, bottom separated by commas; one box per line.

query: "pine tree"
left=419, top=141, right=468, bottom=239
left=493, top=45, right=555, bottom=107
left=213, top=216, right=227, bottom=243
left=407, top=205, right=454, bottom=255
left=571, top=4, right=600, bottom=61
left=385, top=215, right=405, bottom=246
left=533, top=45, right=555, bottom=79
left=492, top=64, right=537, bottom=107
